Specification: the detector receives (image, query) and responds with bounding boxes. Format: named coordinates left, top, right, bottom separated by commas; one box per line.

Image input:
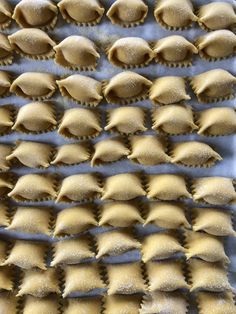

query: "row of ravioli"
left=0, top=69, right=235, bottom=105
left=0, top=201, right=235, bottom=237
left=1, top=291, right=235, bottom=314
left=0, top=0, right=235, bottom=31
left=0, top=137, right=223, bottom=170
left=0, top=103, right=235, bottom=138
left=0, top=172, right=235, bottom=205
left=1, top=30, right=236, bottom=68
left=0, top=235, right=233, bottom=294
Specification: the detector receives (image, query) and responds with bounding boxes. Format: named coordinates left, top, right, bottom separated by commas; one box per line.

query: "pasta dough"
left=190, top=69, right=236, bottom=102
left=0, top=105, right=14, bottom=135
left=154, top=35, right=198, bottom=66
left=102, top=173, right=146, bottom=201
left=0, top=239, right=8, bottom=264
left=196, top=30, right=236, bottom=60
left=91, top=136, right=129, bottom=166
left=63, top=264, right=105, bottom=297
left=99, top=201, right=144, bottom=227
left=0, top=173, right=14, bottom=199
left=152, top=103, right=196, bottom=134
left=8, top=28, right=56, bottom=59
left=198, top=2, right=236, bottom=31
left=107, top=37, right=153, bottom=68
left=106, top=263, right=146, bottom=295
left=51, top=237, right=94, bottom=266
left=150, top=76, right=190, bottom=105
left=142, top=232, right=185, bottom=262
left=185, top=231, right=229, bottom=263
left=12, top=102, right=57, bottom=134
left=154, top=0, right=197, bottom=29
left=146, top=261, right=189, bottom=292
left=64, top=298, right=102, bottom=314
left=13, top=0, right=58, bottom=29
left=197, top=292, right=236, bottom=314
left=0, top=266, right=14, bottom=291
left=0, top=71, right=11, bottom=96
left=104, top=71, right=152, bottom=104
left=7, top=206, right=52, bottom=235
left=197, top=107, right=236, bottom=136
left=56, top=173, right=102, bottom=203
left=0, top=0, right=12, bottom=29
left=171, top=141, right=222, bottom=167
left=0, top=202, right=9, bottom=227
left=51, top=142, right=90, bottom=166
left=3, top=240, right=47, bottom=270
left=17, top=268, right=60, bottom=297
left=192, top=177, right=236, bottom=205
left=0, top=293, right=17, bottom=314
left=22, top=296, right=59, bottom=314
left=54, top=36, right=100, bottom=70
left=10, top=72, right=57, bottom=100
left=104, top=295, right=142, bottom=314
left=8, top=173, right=57, bottom=202
left=105, top=107, right=147, bottom=134
left=128, top=135, right=170, bottom=165
left=58, top=108, right=102, bottom=139
left=53, top=204, right=97, bottom=237
left=107, top=0, right=148, bottom=27
left=147, top=174, right=191, bottom=200
left=95, top=230, right=141, bottom=258
left=58, top=0, right=105, bottom=25
left=192, top=207, right=236, bottom=237
left=0, top=33, right=12, bottom=65
left=189, top=259, right=232, bottom=292
left=145, top=202, right=190, bottom=229
left=0, top=144, right=11, bottom=171
left=7, top=140, right=53, bottom=168
left=140, top=291, right=188, bottom=314
left=57, top=74, right=102, bottom=106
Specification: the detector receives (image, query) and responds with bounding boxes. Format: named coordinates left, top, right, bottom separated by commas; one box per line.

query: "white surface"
left=0, top=0, right=235, bottom=310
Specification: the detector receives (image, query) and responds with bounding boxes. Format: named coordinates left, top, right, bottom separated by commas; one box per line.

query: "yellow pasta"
left=17, top=268, right=60, bottom=297
left=13, top=0, right=58, bottom=29
left=91, top=136, right=129, bottom=166
left=6, top=140, right=53, bottom=168
left=0, top=0, right=12, bottom=30
left=198, top=2, right=236, bottom=31
left=57, top=173, right=102, bottom=203
left=128, top=135, right=171, bottom=165
left=104, top=295, right=142, bottom=314
left=104, top=71, right=152, bottom=104
left=190, top=69, right=236, bottom=103
left=12, top=102, right=56, bottom=134
left=0, top=144, right=12, bottom=171
left=10, top=72, right=57, bottom=100
left=63, top=263, right=105, bottom=297
left=0, top=71, right=11, bottom=96
left=154, top=0, right=197, bottom=30
left=102, top=173, right=146, bottom=201
left=99, top=201, right=144, bottom=227
left=51, top=237, right=94, bottom=266
left=0, top=173, right=14, bottom=199
left=154, top=35, right=198, bottom=67
left=197, top=292, right=236, bottom=314
left=0, top=266, right=14, bottom=291
left=58, top=0, right=104, bottom=25
left=8, top=28, right=56, bottom=59
left=58, top=108, right=101, bottom=139
left=106, top=263, right=146, bottom=295
left=0, top=33, right=12, bottom=65
left=0, top=105, right=14, bottom=135
left=152, top=105, right=198, bottom=135
left=142, top=232, right=185, bottom=262
left=57, top=74, right=102, bottom=106
left=107, top=37, right=153, bottom=68
left=3, top=240, right=47, bottom=270
left=107, top=0, right=148, bottom=27
left=105, top=107, right=147, bottom=135
left=192, top=176, right=236, bottom=205
left=63, top=297, right=102, bottom=314
left=22, top=296, right=59, bottom=314
left=53, top=204, right=97, bottom=237
left=95, top=230, right=141, bottom=259
left=0, top=293, right=17, bottom=314
left=54, top=35, right=100, bottom=70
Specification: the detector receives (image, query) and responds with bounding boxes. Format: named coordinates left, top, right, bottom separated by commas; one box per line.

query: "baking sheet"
left=0, top=0, right=235, bottom=311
